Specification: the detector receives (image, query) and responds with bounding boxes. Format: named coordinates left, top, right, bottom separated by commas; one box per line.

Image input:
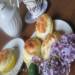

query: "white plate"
left=2, top=38, right=24, bottom=75
left=25, top=0, right=48, bottom=23
left=31, top=19, right=73, bottom=38
left=54, top=19, right=73, bottom=34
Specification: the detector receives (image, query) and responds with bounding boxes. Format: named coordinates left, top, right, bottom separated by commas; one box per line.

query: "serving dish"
left=31, top=19, right=73, bottom=38
left=2, top=38, right=24, bottom=75
left=54, top=19, right=73, bottom=34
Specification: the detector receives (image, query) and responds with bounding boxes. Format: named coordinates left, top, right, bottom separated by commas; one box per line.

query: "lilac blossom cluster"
left=39, top=34, right=75, bottom=75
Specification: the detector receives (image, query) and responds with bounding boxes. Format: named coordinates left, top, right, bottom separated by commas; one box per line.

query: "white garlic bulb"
left=0, top=2, right=22, bottom=37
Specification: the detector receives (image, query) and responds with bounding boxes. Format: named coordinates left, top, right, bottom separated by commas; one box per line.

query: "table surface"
left=0, top=0, right=75, bottom=75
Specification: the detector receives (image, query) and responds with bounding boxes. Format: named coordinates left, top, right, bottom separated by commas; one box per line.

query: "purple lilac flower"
left=39, top=57, right=70, bottom=75
left=51, top=34, right=75, bottom=63
left=39, top=34, right=75, bottom=75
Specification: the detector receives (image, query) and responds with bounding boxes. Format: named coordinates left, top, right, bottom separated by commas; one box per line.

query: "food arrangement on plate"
left=23, top=14, right=75, bottom=75
left=0, top=38, right=24, bottom=75
left=0, top=13, right=75, bottom=75
left=0, top=48, right=17, bottom=74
